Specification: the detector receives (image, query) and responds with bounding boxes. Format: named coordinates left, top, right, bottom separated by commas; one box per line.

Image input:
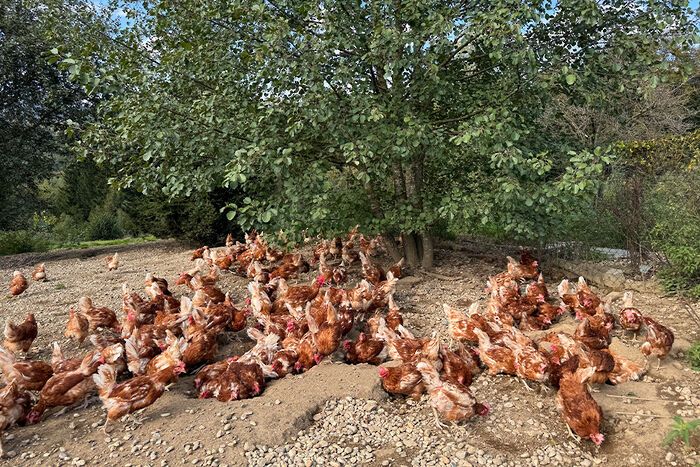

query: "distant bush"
left=85, top=212, right=124, bottom=241
left=0, top=230, right=52, bottom=255
left=52, top=214, right=86, bottom=243
left=122, top=188, right=240, bottom=245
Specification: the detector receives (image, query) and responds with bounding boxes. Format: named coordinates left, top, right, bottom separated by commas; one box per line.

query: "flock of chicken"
left=0, top=229, right=675, bottom=458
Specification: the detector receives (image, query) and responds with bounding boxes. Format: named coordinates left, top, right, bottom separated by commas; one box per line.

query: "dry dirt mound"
left=1, top=241, right=699, bottom=467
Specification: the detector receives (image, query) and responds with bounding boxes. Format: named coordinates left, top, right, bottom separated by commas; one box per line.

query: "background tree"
left=0, top=0, right=96, bottom=230
left=44, top=0, right=697, bottom=267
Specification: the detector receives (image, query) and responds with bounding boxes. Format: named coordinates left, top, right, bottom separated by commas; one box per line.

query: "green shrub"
left=0, top=230, right=52, bottom=255
left=121, top=188, right=240, bottom=245
left=646, top=166, right=700, bottom=298
left=85, top=213, right=124, bottom=241
left=689, top=342, right=700, bottom=371
left=51, top=214, right=86, bottom=244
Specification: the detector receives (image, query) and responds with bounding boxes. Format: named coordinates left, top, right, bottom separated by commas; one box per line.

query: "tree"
left=44, top=0, right=696, bottom=267
left=0, top=0, right=96, bottom=230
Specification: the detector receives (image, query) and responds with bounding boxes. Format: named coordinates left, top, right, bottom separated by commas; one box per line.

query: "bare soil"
left=0, top=240, right=698, bottom=467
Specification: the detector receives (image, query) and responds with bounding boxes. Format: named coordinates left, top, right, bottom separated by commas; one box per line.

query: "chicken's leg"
left=657, top=358, right=662, bottom=370
left=521, top=379, right=534, bottom=392
left=432, top=407, right=447, bottom=431
left=0, top=438, right=4, bottom=458
left=101, top=417, right=110, bottom=434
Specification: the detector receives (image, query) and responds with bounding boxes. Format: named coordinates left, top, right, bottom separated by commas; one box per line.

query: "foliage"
left=121, top=189, right=240, bottom=245
left=689, top=342, right=700, bottom=371
left=0, top=0, right=96, bottom=230
left=40, top=0, right=697, bottom=266
left=664, top=417, right=700, bottom=447
left=645, top=157, right=700, bottom=297
left=0, top=231, right=52, bottom=256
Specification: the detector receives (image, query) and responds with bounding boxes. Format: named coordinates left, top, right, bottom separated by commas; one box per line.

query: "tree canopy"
left=0, top=0, right=96, bottom=229
left=43, top=0, right=698, bottom=266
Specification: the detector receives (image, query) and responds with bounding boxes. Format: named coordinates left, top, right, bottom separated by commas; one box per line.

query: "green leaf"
left=565, top=74, right=576, bottom=85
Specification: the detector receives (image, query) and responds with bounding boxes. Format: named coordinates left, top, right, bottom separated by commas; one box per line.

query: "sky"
left=92, top=0, right=700, bottom=28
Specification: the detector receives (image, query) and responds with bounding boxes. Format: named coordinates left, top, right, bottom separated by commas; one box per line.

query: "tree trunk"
left=381, top=231, right=404, bottom=262
left=403, top=233, right=420, bottom=266
left=420, top=231, right=434, bottom=269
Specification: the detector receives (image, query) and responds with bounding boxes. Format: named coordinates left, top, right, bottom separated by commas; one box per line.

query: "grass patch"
left=0, top=235, right=159, bottom=256
left=67, top=235, right=158, bottom=250
left=54, top=283, right=66, bottom=290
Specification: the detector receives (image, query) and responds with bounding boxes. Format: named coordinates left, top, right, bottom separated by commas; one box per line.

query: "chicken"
left=574, top=318, right=609, bottom=350
left=388, top=258, right=405, bottom=279
left=367, top=272, right=398, bottom=311
left=537, top=302, right=566, bottom=323
left=181, top=328, right=218, bottom=369
left=198, top=361, right=267, bottom=401
left=502, top=336, right=550, bottom=384
left=575, top=343, right=615, bottom=386
left=90, top=334, right=125, bottom=351
left=506, top=255, right=538, bottom=281
left=378, top=362, right=425, bottom=399
left=145, top=273, right=172, bottom=298
left=145, top=332, right=186, bottom=383
left=51, top=342, right=86, bottom=374
left=274, top=276, right=324, bottom=312
left=191, top=246, right=209, bottom=261
left=485, top=272, right=515, bottom=295
left=65, top=309, right=90, bottom=345
left=443, top=303, right=495, bottom=343
left=105, top=253, right=119, bottom=271
left=9, top=271, right=28, bottom=296
left=270, top=349, right=298, bottom=378
left=524, top=273, right=548, bottom=302
left=473, top=328, right=516, bottom=376
left=0, top=348, right=53, bottom=391
left=518, top=310, right=550, bottom=331
left=641, top=317, right=674, bottom=369
left=343, top=333, right=387, bottom=365
left=557, top=279, right=596, bottom=317
left=575, top=277, right=602, bottom=310
left=537, top=332, right=578, bottom=365
left=619, top=292, right=643, bottom=340
left=3, top=313, right=37, bottom=353
left=556, top=366, right=604, bottom=446
left=455, top=344, right=481, bottom=376
left=26, top=352, right=103, bottom=424
left=602, top=349, right=646, bottom=385
left=93, top=364, right=178, bottom=430
left=0, top=381, right=32, bottom=457
left=79, top=297, right=120, bottom=332
left=341, top=243, right=360, bottom=265
left=386, top=295, right=403, bottom=331
left=548, top=355, right=580, bottom=389
left=332, top=262, right=348, bottom=285
left=125, top=328, right=162, bottom=375
left=439, top=346, right=474, bottom=386
left=318, top=253, right=334, bottom=282
left=213, top=254, right=234, bottom=271
left=359, top=252, right=385, bottom=286
left=31, top=264, right=46, bottom=282
left=416, top=361, right=490, bottom=428
left=519, top=249, right=538, bottom=267
left=306, top=302, right=343, bottom=364
left=292, top=333, right=317, bottom=373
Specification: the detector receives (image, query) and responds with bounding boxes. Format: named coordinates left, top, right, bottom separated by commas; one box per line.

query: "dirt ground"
left=0, top=239, right=698, bottom=467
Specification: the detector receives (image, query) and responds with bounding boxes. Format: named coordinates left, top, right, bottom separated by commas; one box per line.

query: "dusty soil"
left=0, top=239, right=699, bottom=467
